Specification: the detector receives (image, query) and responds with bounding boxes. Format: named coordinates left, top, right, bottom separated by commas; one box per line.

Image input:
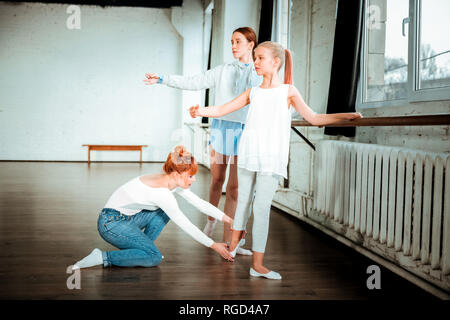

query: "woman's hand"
left=189, top=104, right=200, bottom=118
left=221, top=214, right=234, bottom=226
left=143, top=73, right=160, bottom=85
left=211, top=242, right=234, bottom=262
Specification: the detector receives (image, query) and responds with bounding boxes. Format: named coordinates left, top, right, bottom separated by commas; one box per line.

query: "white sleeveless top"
left=237, top=84, right=291, bottom=179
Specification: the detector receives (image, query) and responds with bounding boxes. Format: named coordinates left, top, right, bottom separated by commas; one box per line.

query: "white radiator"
left=312, top=140, right=450, bottom=293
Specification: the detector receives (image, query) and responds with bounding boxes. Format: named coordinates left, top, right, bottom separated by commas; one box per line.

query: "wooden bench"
left=82, top=145, right=148, bottom=164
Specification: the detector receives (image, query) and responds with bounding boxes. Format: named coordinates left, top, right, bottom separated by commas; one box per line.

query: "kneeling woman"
left=73, top=146, right=234, bottom=269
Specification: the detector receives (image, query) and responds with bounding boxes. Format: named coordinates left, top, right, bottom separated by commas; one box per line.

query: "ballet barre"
left=291, top=113, right=450, bottom=151
left=291, top=113, right=450, bottom=127
left=82, top=144, right=148, bottom=164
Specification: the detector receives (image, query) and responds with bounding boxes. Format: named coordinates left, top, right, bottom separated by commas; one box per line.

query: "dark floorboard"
left=0, top=162, right=437, bottom=299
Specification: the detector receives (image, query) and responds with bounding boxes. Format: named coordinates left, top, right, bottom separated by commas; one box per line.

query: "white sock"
left=73, top=248, right=103, bottom=269
left=203, top=219, right=217, bottom=237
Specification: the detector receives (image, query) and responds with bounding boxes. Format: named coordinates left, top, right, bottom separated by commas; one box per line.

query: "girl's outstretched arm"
left=144, top=66, right=218, bottom=90
left=190, top=89, right=251, bottom=118
left=288, top=85, right=362, bottom=126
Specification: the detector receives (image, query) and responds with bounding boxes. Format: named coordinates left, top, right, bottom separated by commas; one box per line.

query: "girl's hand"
left=222, top=214, right=234, bottom=226
left=143, top=73, right=160, bottom=85
left=350, top=112, right=363, bottom=120
left=189, top=104, right=200, bottom=118
left=211, top=242, right=234, bottom=262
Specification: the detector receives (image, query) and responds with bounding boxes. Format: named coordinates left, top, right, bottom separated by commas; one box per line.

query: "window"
left=272, top=0, right=292, bottom=85
left=358, top=0, right=450, bottom=108
left=413, top=0, right=450, bottom=93
left=272, top=0, right=292, bottom=49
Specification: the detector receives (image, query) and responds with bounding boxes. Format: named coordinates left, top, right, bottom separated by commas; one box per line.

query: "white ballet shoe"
left=236, top=247, right=253, bottom=256
left=230, top=238, right=245, bottom=257
left=250, top=267, right=282, bottom=280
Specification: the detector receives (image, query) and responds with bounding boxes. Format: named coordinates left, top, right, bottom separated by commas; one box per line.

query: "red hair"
left=233, top=27, right=258, bottom=55
left=163, top=145, right=198, bottom=175
left=284, top=49, right=293, bottom=85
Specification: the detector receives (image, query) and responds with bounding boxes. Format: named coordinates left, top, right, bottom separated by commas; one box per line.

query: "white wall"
left=169, top=0, right=208, bottom=155
left=0, top=1, right=205, bottom=161
left=210, top=0, right=261, bottom=69
left=221, top=0, right=261, bottom=64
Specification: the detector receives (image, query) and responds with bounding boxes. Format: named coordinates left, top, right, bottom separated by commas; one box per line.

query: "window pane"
left=418, top=0, right=450, bottom=90
left=364, top=0, right=409, bottom=102
left=278, top=0, right=290, bottom=49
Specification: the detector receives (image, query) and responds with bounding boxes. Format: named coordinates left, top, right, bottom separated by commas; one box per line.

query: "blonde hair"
left=257, top=41, right=293, bottom=85
left=163, top=145, right=198, bottom=175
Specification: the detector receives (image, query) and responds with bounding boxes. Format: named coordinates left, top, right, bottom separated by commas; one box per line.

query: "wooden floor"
left=0, top=162, right=437, bottom=300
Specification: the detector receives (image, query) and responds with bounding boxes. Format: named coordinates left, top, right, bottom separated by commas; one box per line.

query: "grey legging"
left=232, top=167, right=279, bottom=253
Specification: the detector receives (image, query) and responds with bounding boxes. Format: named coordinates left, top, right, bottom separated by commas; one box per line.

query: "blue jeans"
left=97, top=208, right=170, bottom=267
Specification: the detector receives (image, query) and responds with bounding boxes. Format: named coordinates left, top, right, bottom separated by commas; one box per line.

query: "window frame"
left=357, top=0, right=450, bottom=110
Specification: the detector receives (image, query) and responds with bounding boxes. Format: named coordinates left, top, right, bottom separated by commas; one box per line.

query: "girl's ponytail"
left=284, top=49, right=293, bottom=85
left=257, top=41, right=293, bottom=84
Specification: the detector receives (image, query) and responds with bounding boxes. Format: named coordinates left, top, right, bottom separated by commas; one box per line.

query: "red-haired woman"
left=144, top=27, right=261, bottom=255
left=190, top=41, right=363, bottom=279
left=72, top=146, right=234, bottom=269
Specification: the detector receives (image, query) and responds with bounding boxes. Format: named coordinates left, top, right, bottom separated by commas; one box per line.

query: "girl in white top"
left=144, top=28, right=261, bottom=253
left=190, top=41, right=363, bottom=279
left=72, top=146, right=235, bottom=269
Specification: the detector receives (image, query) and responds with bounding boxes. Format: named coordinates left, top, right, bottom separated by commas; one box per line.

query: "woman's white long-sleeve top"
left=104, top=176, right=225, bottom=248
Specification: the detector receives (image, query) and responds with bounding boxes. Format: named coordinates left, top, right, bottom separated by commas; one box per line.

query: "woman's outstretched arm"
left=155, top=191, right=234, bottom=261
left=175, top=188, right=233, bottom=225
left=190, top=89, right=251, bottom=118
left=288, top=85, right=362, bottom=126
